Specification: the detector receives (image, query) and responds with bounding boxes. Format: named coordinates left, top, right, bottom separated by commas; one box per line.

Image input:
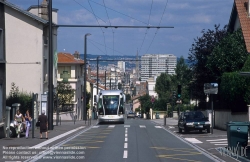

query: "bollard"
left=164, top=115, right=166, bottom=126
left=6, top=106, right=11, bottom=138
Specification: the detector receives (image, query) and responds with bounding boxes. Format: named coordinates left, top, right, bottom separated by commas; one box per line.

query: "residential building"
left=147, top=76, right=158, bottom=99
left=140, top=54, right=177, bottom=82
left=0, top=0, right=58, bottom=138
left=57, top=52, right=84, bottom=120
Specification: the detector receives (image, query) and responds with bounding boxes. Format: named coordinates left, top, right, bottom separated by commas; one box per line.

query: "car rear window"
left=184, top=111, right=205, bottom=119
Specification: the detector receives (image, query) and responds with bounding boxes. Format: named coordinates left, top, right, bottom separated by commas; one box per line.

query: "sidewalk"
left=1, top=119, right=96, bottom=148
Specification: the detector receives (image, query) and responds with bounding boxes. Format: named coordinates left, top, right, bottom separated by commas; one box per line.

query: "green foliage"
left=220, top=72, right=248, bottom=112
left=56, top=82, right=75, bottom=107
left=155, top=73, right=172, bottom=99
left=153, top=98, right=168, bottom=111
left=241, top=55, right=250, bottom=104
left=220, top=72, right=245, bottom=102
left=188, top=24, right=228, bottom=101
left=207, top=29, right=248, bottom=80
left=6, top=83, right=32, bottom=116
left=138, top=94, right=151, bottom=113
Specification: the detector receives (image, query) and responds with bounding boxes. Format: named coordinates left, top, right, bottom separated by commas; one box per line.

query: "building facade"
left=140, top=54, right=177, bottom=82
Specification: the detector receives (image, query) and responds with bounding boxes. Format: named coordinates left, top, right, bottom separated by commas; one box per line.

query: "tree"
left=138, top=94, right=151, bottom=113
left=171, top=56, right=192, bottom=104
left=56, top=82, right=75, bottom=111
left=155, top=73, right=172, bottom=99
left=6, top=83, right=32, bottom=117
left=188, top=24, right=228, bottom=102
left=206, top=29, right=248, bottom=81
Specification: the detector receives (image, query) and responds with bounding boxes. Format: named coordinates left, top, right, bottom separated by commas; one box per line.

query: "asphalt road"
left=19, top=118, right=222, bottom=162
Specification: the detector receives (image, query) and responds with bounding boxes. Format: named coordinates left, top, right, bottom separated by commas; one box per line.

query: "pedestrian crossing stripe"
left=140, top=125, right=146, bottom=128
left=155, top=126, right=162, bottom=128
left=108, top=125, right=115, bottom=128
left=206, top=139, right=227, bottom=141
left=93, top=126, right=99, bottom=128
left=185, top=138, right=203, bottom=144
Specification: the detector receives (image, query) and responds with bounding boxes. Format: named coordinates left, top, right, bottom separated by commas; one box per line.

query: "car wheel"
left=207, top=128, right=211, bottom=133
left=178, top=127, right=182, bottom=133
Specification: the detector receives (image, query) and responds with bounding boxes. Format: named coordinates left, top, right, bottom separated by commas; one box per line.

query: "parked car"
left=127, top=112, right=135, bottom=119
left=178, top=111, right=210, bottom=133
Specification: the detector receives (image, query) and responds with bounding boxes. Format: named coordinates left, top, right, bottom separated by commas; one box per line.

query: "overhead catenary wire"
left=103, top=0, right=115, bottom=56
left=89, top=39, right=126, bottom=56
left=73, top=0, right=106, bottom=23
left=146, top=0, right=169, bottom=54
left=87, top=0, right=108, bottom=55
left=89, top=0, right=148, bottom=25
left=138, top=0, right=154, bottom=55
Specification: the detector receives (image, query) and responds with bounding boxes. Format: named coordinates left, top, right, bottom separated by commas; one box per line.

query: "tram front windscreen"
left=103, top=95, right=119, bottom=115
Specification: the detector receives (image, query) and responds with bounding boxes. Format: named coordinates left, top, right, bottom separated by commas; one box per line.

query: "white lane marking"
left=206, top=139, right=227, bottom=141
left=125, top=130, right=128, bottom=133
left=155, top=126, right=162, bottom=128
left=123, top=150, right=128, bottom=158
left=93, top=126, right=99, bottom=128
left=169, top=126, right=174, bottom=129
left=30, top=126, right=85, bottom=149
left=124, top=143, right=128, bottom=148
left=25, top=126, right=93, bottom=162
left=124, top=125, right=130, bottom=127
left=125, top=137, right=128, bottom=142
left=108, top=125, right=115, bottom=128
left=125, top=134, right=127, bottom=137
left=211, top=141, right=227, bottom=143
left=139, top=125, right=146, bottom=128
left=185, top=138, right=203, bottom=144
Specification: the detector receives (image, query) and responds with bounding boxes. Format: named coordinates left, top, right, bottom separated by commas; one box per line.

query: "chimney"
left=41, top=0, right=48, bottom=20
left=73, top=51, right=80, bottom=59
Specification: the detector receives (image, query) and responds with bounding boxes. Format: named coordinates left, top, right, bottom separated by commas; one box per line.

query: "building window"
left=58, top=66, right=71, bottom=81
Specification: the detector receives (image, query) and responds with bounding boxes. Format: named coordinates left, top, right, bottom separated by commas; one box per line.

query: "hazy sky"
left=8, top=0, right=234, bottom=58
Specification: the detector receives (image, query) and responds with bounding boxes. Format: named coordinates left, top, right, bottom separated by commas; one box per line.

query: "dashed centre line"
left=123, top=150, right=128, bottom=158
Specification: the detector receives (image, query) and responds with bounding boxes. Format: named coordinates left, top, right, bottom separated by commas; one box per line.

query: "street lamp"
left=83, top=33, right=91, bottom=121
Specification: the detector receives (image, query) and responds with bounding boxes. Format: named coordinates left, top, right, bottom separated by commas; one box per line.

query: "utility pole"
left=48, top=0, right=53, bottom=130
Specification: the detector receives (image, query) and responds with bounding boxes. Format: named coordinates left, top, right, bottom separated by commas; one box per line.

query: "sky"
left=8, top=0, right=234, bottom=59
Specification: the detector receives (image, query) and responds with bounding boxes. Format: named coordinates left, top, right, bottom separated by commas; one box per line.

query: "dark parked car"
left=127, top=112, right=135, bottom=119
left=178, top=111, right=210, bottom=133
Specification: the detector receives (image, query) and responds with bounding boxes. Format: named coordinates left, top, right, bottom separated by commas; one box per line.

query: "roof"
left=0, top=0, right=48, bottom=24
left=229, top=0, right=250, bottom=53
left=58, top=52, right=85, bottom=64
left=27, top=5, right=58, bottom=12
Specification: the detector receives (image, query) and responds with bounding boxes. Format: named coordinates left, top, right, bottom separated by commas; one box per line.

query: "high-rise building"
left=117, top=61, right=125, bottom=72
left=140, top=54, right=177, bottom=82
